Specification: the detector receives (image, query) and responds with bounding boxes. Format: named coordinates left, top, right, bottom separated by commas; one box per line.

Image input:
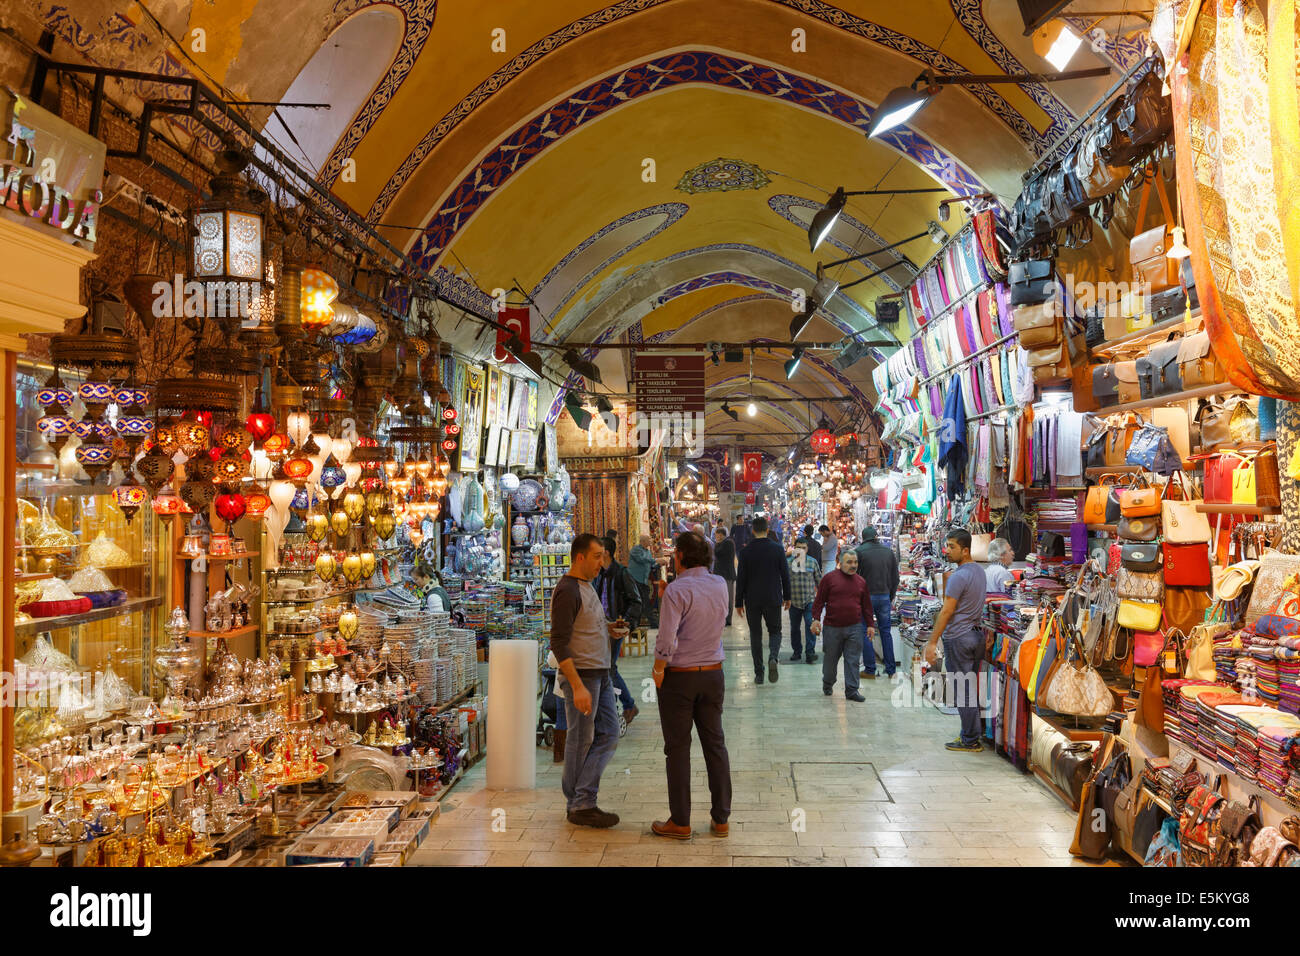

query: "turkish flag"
left=745, top=491, right=755, bottom=505
left=495, top=306, right=531, bottom=364
left=742, top=453, right=762, bottom=484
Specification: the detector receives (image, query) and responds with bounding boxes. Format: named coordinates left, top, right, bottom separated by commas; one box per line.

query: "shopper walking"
left=923, top=529, right=988, bottom=753
left=649, top=531, right=733, bottom=840
left=787, top=541, right=821, bottom=663
left=693, top=523, right=715, bottom=564
left=735, top=515, right=791, bottom=685
left=797, top=524, right=823, bottom=566
left=810, top=550, right=877, bottom=702
left=594, top=537, right=643, bottom=727
left=551, top=533, right=622, bottom=827
left=712, top=527, right=736, bottom=626
left=819, top=524, right=839, bottom=569
left=628, top=534, right=658, bottom=623
left=984, top=538, right=1015, bottom=595
left=731, top=516, right=750, bottom=550
left=854, top=528, right=900, bottom=678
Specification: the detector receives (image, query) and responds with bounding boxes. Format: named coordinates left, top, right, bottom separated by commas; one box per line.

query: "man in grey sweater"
left=551, top=533, right=621, bottom=827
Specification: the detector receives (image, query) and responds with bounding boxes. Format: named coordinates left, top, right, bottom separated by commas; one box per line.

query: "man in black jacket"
left=854, top=528, right=900, bottom=678
left=735, top=516, right=791, bottom=685
left=595, top=537, right=645, bottom=724
left=798, top=524, right=823, bottom=566
left=712, top=526, right=736, bottom=627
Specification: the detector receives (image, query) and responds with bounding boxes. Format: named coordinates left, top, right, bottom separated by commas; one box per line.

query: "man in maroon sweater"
left=810, top=550, right=877, bottom=702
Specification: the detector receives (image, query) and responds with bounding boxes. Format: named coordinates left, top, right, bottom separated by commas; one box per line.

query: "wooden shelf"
left=1091, top=383, right=1248, bottom=417
left=1194, top=503, right=1281, bottom=516
left=189, top=624, right=259, bottom=640
left=16, top=595, right=163, bottom=637
left=177, top=551, right=258, bottom=561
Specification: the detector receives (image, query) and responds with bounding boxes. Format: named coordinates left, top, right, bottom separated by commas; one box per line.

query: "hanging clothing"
left=938, top=375, right=968, bottom=497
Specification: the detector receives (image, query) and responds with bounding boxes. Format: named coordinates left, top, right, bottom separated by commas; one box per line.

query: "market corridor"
left=410, top=623, right=1086, bottom=867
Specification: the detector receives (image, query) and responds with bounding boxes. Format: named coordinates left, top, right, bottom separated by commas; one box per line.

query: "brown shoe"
left=651, top=819, right=692, bottom=840
left=860, top=670, right=877, bottom=680
left=552, top=728, right=566, bottom=763
left=709, top=820, right=729, bottom=838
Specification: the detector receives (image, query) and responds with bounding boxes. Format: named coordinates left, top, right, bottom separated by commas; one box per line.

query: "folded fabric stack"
left=1140, top=755, right=1172, bottom=802
left=1250, top=636, right=1282, bottom=705
left=1194, top=691, right=1245, bottom=763
left=1256, top=724, right=1300, bottom=799
left=1222, top=705, right=1276, bottom=783
left=1213, top=629, right=1244, bottom=685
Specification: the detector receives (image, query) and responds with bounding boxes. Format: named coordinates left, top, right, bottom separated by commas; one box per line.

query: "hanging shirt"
left=938, top=375, right=968, bottom=498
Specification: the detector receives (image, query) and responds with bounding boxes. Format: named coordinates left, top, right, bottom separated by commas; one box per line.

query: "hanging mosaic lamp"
left=319, top=453, right=346, bottom=492
left=431, top=471, right=449, bottom=497
left=217, top=424, right=253, bottom=454
left=441, top=405, right=457, bottom=424
left=341, top=487, right=366, bottom=525
left=359, top=550, right=376, bottom=580
left=435, top=453, right=451, bottom=477
left=78, top=377, right=115, bottom=419
left=262, top=432, right=290, bottom=457
left=115, top=412, right=154, bottom=459
left=38, top=405, right=76, bottom=453
left=299, top=267, right=339, bottom=327
left=175, top=416, right=211, bottom=457
left=153, top=421, right=179, bottom=456
left=372, top=508, right=397, bottom=541
left=214, top=491, right=247, bottom=530
left=135, top=444, right=175, bottom=494
left=213, top=448, right=248, bottom=489
left=179, top=478, right=216, bottom=513
left=284, top=445, right=313, bottom=486
left=244, top=483, right=273, bottom=521
left=112, top=475, right=147, bottom=524
left=151, top=484, right=185, bottom=524
left=290, top=486, right=313, bottom=518
left=305, top=510, right=330, bottom=543
left=75, top=436, right=115, bottom=482
left=315, top=550, right=337, bottom=584
left=36, top=368, right=73, bottom=410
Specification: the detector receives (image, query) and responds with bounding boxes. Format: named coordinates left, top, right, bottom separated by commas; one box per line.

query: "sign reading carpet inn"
left=0, top=90, right=105, bottom=249
left=633, top=353, right=706, bottom=456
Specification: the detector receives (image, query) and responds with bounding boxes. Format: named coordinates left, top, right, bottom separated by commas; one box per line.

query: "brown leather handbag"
left=1136, top=663, right=1166, bottom=730
left=1105, top=413, right=1142, bottom=466
left=1114, top=361, right=1142, bottom=403
left=1130, top=224, right=1179, bottom=292
left=1014, top=301, right=1064, bottom=348
left=1165, top=586, right=1211, bottom=633
left=1177, top=331, right=1224, bottom=387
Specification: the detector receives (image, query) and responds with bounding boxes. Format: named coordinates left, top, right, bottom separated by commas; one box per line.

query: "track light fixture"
left=721, top=402, right=740, bottom=422
left=784, top=347, right=804, bottom=380
left=866, top=66, right=1111, bottom=139
left=937, top=192, right=997, bottom=222
left=807, top=185, right=949, bottom=252
left=503, top=332, right=545, bottom=377
left=563, top=348, right=602, bottom=383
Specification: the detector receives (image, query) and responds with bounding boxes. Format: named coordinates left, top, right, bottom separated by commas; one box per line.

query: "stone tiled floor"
left=408, top=623, right=1092, bottom=867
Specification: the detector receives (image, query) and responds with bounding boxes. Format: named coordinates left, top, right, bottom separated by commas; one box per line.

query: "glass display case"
left=12, top=361, right=168, bottom=751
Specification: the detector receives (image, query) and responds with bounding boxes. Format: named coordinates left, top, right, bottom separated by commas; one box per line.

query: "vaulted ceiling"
left=30, top=0, right=1151, bottom=451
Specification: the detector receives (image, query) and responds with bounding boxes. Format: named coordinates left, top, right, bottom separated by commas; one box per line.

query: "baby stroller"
left=538, top=667, right=558, bottom=747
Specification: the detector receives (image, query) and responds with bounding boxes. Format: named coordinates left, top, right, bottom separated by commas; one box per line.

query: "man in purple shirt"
left=650, top=531, right=732, bottom=840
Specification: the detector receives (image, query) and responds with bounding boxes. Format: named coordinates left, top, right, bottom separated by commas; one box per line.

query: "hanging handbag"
left=1118, top=567, right=1165, bottom=601
left=1114, top=360, right=1141, bottom=404
left=1008, top=258, right=1055, bottom=306
left=1074, top=117, right=1130, bottom=199
left=1013, top=301, right=1063, bottom=347
left=1097, top=751, right=1133, bottom=826
left=1118, top=514, right=1160, bottom=541
left=1105, top=414, right=1141, bottom=466
left=1198, top=397, right=1257, bottom=449
left=1178, top=331, right=1225, bottom=387
left=1137, top=337, right=1185, bottom=397
left=1091, top=364, right=1120, bottom=405
left=1165, top=586, right=1211, bottom=633
left=1126, top=423, right=1182, bottom=474
left=1115, top=65, right=1173, bottom=156
left=1134, top=629, right=1167, bottom=668
left=1084, top=426, right=1109, bottom=471
left=1083, top=474, right=1120, bottom=525
left=1162, top=473, right=1211, bottom=544
left=1016, top=614, right=1045, bottom=694
left=1163, top=541, right=1212, bottom=587
left=1105, top=481, right=1126, bottom=524
left=1136, top=661, right=1167, bottom=730
left=1229, top=442, right=1281, bottom=508
left=1041, top=629, right=1113, bottom=719
left=1121, top=542, right=1162, bottom=572
left=1183, top=618, right=1227, bottom=681
left=1131, top=225, right=1179, bottom=294
left=1096, top=95, right=1139, bottom=168
left=1051, top=741, right=1095, bottom=805
left=1118, top=599, right=1163, bottom=632
left=1133, top=803, right=1167, bottom=859
left=1119, top=485, right=1161, bottom=518
left=1216, top=796, right=1262, bottom=868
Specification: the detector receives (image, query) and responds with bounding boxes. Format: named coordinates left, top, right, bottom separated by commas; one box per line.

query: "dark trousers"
left=657, top=669, right=731, bottom=827
left=870, top=594, right=898, bottom=676
left=743, top=601, right=783, bottom=675
left=637, top=580, right=656, bottom=625
left=943, top=630, right=984, bottom=746
left=788, top=605, right=814, bottom=656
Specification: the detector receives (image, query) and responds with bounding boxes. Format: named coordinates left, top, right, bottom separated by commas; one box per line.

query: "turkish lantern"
left=244, top=483, right=272, bottom=520
left=180, top=479, right=216, bottom=513
left=329, top=507, right=350, bottom=539
left=810, top=429, right=835, bottom=455
left=315, top=550, right=337, bottom=584
left=342, top=488, right=366, bottom=524
left=337, top=608, right=359, bottom=641
left=244, top=411, right=276, bottom=444
left=151, top=484, right=185, bottom=524
left=341, top=552, right=363, bottom=585
left=372, top=509, right=396, bottom=541
left=214, top=491, right=247, bottom=530
left=300, top=267, right=338, bottom=327
left=284, top=448, right=313, bottom=485
left=305, top=512, right=329, bottom=543
left=262, top=432, right=290, bottom=457
left=359, top=551, right=376, bottom=579
left=113, top=476, right=147, bottom=524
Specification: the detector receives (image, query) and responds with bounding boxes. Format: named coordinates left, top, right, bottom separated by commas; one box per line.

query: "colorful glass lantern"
left=365, top=489, right=387, bottom=518
left=217, top=425, right=252, bottom=453
left=214, top=449, right=248, bottom=488
left=78, top=379, right=115, bottom=419
left=413, top=454, right=432, bottom=480
left=113, top=476, right=147, bottom=523
left=436, top=453, right=451, bottom=477
left=408, top=525, right=424, bottom=547
left=443, top=423, right=461, bottom=438
left=135, top=444, right=175, bottom=494
left=75, top=437, right=115, bottom=481
left=342, top=488, right=366, bottom=524
left=244, top=411, right=275, bottom=444
left=810, top=429, right=835, bottom=455
left=179, top=479, right=217, bottom=513
left=319, top=453, right=346, bottom=491
left=151, top=484, right=184, bottom=524
left=329, top=507, right=350, bottom=539
left=284, top=448, right=313, bottom=485
left=262, top=432, right=290, bottom=457
left=214, top=491, right=247, bottom=529
left=372, top=509, right=397, bottom=541
left=175, top=418, right=211, bottom=457
left=38, top=410, right=75, bottom=452
left=441, top=405, right=457, bottom=423
left=37, top=369, right=73, bottom=409
left=431, top=472, right=449, bottom=497
left=305, top=511, right=330, bottom=543
left=441, top=439, right=457, bottom=453
left=337, top=608, right=359, bottom=642
left=192, top=150, right=263, bottom=282
left=285, top=411, right=311, bottom=445
left=382, top=452, right=399, bottom=479
left=244, top=483, right=272, bottom=520
left=314, top=550, right=337, bottom=584
left=359, top=551, right=376, bottom=579
left=289, top=487, right=312, bottom=516
left=341, top=552, right=363, bottom=585
left=299, top=268, right=339, bottom=326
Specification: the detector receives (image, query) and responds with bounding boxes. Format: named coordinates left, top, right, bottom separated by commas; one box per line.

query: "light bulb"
left=746, top=402, right=757, bottom=417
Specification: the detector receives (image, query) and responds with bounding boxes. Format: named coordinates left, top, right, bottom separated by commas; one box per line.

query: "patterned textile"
left=1279, top=399, right=1300, bottom=552
left=1173, top=0, right=1300, bottom=398
left=572, top=475, right=628, bottom=548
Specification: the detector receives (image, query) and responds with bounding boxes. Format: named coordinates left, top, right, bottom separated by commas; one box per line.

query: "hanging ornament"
left=75, top=436, right=115, bottom=481
left=359, top=551, right=376, bottom=580
left=319, top=453, right=346, bottom=492
left=262, top=432, right=290, bottom=457
left=299, top=268, right=339, bottom=327
left=341, top=551, right=363, bottom=585
left=290, top=486, right=313, bottom=517
left=135, top=444, right=175, bottom=494
left=151, top=484, right=185, bottom=524
left=314, top=550, right=337, bottom=584
left=284, top=445, right=313, bottom=485
left=329, top=506, right=350, bottom=539
left=372, top=509, right=397, bottom=541
left=217, top=425, right=253, bottom=454
left=214, top=491, right=247, bottom=531
left=341, top=488, right=366, bottom=524
left=77, top=378, right=115, bottom=419
left=244, top=483, right=272, bottom=521
left=305, top=511, right=330, bottom=542
left=112, top=476, right=147, bottom=523
left=365, top=489, right=388, bottom=518
left=175, top=417, right=211, bottom=457
left=179, top=479, right=217, bottom=513
left=213, top=448, right=248, bottom=488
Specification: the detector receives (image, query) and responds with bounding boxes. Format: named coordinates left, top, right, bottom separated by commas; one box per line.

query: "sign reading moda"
left=633, top=353, right=706, bottom=457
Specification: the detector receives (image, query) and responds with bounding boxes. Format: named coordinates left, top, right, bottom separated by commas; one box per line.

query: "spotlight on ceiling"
left=789, top=307, right=815, bottom=341
left=721, top=402, right=740, bottom=422
left=563, top=348, right=602, bottom=383
left=784, top=347, right=804, bottom=380
left=937, top=192, right=997, bottom=222
left=710, top=350, right=720, bottom=366
left=1033, top=22, right=1083, bottom=71
left=595, top=395, right=614, bottom=415
left=926, top=220, right=948, bottom=244
left=867, top=66, right=1111, bottom=139
left=866, top=76, right=938, bottom=139
left=503, top=332, right=545, bottom=377
left=563, top=391, right=592, bottom=430
left=808, top=187, right=848, bottom=253
left=746, top=402, right=757, bottom=418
